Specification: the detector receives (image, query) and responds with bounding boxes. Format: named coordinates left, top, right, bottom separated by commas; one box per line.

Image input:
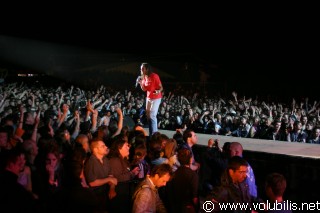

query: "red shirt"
left=142, top=73, right=162, bottom=99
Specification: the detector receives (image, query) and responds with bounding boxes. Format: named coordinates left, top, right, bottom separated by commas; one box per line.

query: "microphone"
left=135, top=76, right=141, bottom=88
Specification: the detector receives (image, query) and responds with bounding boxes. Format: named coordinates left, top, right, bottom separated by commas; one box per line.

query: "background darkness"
left=0, top=30, right=318, bottom=101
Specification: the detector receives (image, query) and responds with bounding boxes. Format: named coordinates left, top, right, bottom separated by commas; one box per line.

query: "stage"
left=151, top=129, right=320, bottom=159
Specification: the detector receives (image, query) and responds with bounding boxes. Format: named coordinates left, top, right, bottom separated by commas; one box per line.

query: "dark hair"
left=141, top=62, right=153, bottom=74
left=134, top=144, right=147, bottom=158
left=150, top=163, right=172, bottom=177
left=150, top=132, right=161, bottom=142
left=108, top=120, right=118, bottom=136
left=222, top=142, right=231, bottom=153
left=177, top=148, right=192, bottom=166
left=273, top=119, right=282, bottom=124
left=95, top=125, right=109, bottom=142
left=148, top=143, right=162, bottom=161
left=265, top=173, right=287, bottom=196
left=68, top=146, right=87, bottom=163
left=109, top=137, right=127, bottom=158
left=293, top=120, right=302, bottom=127
left=183, top=129, right=194, bottom=143
left=227, top=156, right=248, bottom=171
left=62, top=160, right=83, bottom=186
left=0, top=148, right=23, bottom=169
left=173, top=131, right=183, bottom=147
left=130, top=134, right=147, bottom=148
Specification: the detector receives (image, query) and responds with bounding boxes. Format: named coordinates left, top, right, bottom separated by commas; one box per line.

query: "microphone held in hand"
left=135, top=76, right=141, bottom=88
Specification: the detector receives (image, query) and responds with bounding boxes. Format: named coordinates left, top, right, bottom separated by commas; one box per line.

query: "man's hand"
left=107, top=176, right=118, bottom=186
left=108, top=187, right=117, bottom=200
left=131, top=167, right=140, bottom=176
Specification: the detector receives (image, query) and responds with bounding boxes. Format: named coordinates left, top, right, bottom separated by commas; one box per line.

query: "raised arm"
left=30, top=109, right=40, bottom=143
left=111, top=107, right=123, bottom=138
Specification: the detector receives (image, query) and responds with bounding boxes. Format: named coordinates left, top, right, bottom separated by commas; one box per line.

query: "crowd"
left=1, top=80, right=319, bottom=144
left=0, top=79, right=312, bottom=212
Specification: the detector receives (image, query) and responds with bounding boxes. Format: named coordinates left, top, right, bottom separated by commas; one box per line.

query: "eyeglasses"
left=236, top=170, right=247, bottom=174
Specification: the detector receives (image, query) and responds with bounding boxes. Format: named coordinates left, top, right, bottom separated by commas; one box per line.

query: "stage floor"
left=146, top=129, right=320, bottom=159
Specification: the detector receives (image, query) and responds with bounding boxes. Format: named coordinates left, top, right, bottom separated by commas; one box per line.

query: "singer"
left=137, top=62, right=163, bottom=136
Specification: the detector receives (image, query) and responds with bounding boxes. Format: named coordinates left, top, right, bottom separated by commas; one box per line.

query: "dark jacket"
left=0, top=170, right=38, bottom=213
left=208, top=171, right=253, bottom=213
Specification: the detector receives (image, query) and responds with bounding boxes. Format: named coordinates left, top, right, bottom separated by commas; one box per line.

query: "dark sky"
left=0, top=31, right=318, bottom=100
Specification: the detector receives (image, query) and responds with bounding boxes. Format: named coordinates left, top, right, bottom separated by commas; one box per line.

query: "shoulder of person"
left=108, top=156, right=122, bottom=164
left=133, top=182, right=152, bottom=199
left=150, top=72, right=159, bottom=78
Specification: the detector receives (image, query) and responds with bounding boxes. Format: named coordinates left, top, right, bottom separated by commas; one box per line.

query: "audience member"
left=132, top=163, right=172, bottom=213
left=265, top=173, right=292, bottom=213
left=167, top=148, right=199, bottom=212
left=207, top=156, right=257, bottom=212
left=84, top=138, right=117, bottom=212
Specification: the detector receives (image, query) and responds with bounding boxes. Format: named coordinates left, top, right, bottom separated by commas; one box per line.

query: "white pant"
left=146, top=97, right=161, bottom=136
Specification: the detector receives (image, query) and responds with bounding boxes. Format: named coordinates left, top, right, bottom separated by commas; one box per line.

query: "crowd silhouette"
left=0, top=75, right=317, bottom=212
